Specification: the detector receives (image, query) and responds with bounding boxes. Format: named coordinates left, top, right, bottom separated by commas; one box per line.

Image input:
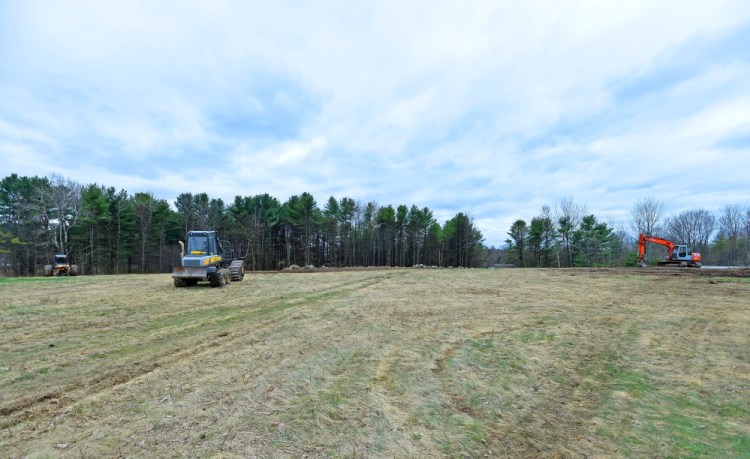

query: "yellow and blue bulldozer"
left=172, top=230, right=245, bottom=287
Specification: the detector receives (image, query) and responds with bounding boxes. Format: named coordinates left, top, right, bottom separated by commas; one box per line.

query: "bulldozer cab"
left=187, top=232, right=218, bottom=256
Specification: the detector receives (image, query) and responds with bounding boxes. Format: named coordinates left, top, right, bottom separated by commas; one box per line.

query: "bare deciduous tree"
left=554, top=197, right=586, bottom=267
left=133, top=192, right=155, bottom=274
left=665, top=209, right=715, bottom=254
left=719, top=204, right=744, bottom=240
left=630, top=197, right=664, bottom=261
left=37, top=174, right=83, bottom=254
left=631, top=197, right=663, bottom=237
left=718, top=204, right=744, bottom=265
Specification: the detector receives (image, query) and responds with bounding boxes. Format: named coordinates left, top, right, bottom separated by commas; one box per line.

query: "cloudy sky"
left=1, top=1, right=749, bottom=246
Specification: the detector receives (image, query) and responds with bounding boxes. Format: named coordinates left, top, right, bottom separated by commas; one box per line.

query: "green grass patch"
left=0, top=276, right=75, bottom=283
left=598, top=375, right=749, bottom=456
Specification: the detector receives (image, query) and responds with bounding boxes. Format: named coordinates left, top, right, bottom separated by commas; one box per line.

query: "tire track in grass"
left=0, top=272, right=393, bottom=431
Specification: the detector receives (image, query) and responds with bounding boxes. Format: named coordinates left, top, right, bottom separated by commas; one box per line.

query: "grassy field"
left=1, top=268, right=748, bottom=458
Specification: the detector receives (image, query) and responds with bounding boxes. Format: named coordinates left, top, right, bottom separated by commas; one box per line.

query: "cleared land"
left=1, top=268, right=749, bottom=458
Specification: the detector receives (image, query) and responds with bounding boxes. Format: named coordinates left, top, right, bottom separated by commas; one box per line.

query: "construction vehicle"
left=172, top=230, right=245, bottom=287
left=44, top=254, right=79, bottom=276
left=637, top=233, right=702, bottom=268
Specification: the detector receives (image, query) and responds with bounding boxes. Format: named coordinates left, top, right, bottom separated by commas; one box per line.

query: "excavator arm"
left=637, top=234, right=675, bottom=265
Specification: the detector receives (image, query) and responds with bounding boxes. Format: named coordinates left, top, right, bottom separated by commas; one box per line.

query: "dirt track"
left=1, top=268, right=748, bottom=457
left=597, top=266, right=750, bottom=278
left=281, top=265, right=750, bottom=278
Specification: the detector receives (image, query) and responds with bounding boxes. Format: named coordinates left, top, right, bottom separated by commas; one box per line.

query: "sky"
left=1, top=1, right=749, bottom=247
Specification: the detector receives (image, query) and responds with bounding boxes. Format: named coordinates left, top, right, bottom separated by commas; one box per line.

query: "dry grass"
left=1, top=268, right=748, bottom=457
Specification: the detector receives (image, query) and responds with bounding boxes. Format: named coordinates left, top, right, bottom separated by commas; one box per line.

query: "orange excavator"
left=637, top=234, right=701, bottom=268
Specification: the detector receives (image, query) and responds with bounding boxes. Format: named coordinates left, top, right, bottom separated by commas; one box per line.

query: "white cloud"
left=1, top=0, right=750, bottom=247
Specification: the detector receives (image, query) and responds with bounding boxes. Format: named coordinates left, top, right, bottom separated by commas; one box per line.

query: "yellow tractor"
left=44, top=254, right=79, bottom=276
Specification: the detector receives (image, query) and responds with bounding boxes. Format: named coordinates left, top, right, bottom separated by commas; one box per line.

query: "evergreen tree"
left=505, top=219, right=528, bottom=267
left=339, top=197, right=357, bottom=266
left=396, top=204, right=408, bottom=266
left=322, top=196, right=340, bottom=266
left=572, top=214, right=614, bottom=267
left=77, top=185, right=112, bottom=274
left=444, top=212, right=484, bottom=267
left=376, top=205, right=396, bottom=266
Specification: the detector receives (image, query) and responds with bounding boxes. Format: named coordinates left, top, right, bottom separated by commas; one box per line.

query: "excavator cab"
left=673, top=246, right=688, bottom=261
left=670, top=245, right=700, bottom=265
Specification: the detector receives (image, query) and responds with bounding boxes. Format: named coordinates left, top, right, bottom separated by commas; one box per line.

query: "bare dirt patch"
left=1, top=269, right=748, bottom=457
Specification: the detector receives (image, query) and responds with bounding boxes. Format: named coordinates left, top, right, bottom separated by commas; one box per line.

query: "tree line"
left=503, top=197, right=750, bottom=267
left=0, top=173, right=485, bottom=276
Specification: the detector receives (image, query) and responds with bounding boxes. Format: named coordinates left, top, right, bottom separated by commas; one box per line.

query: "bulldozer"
left=44, top=254, right=79, bottom=276
left=637, top=234, right=702, bottom=268
left=172, top=230, right=245, bottom=287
